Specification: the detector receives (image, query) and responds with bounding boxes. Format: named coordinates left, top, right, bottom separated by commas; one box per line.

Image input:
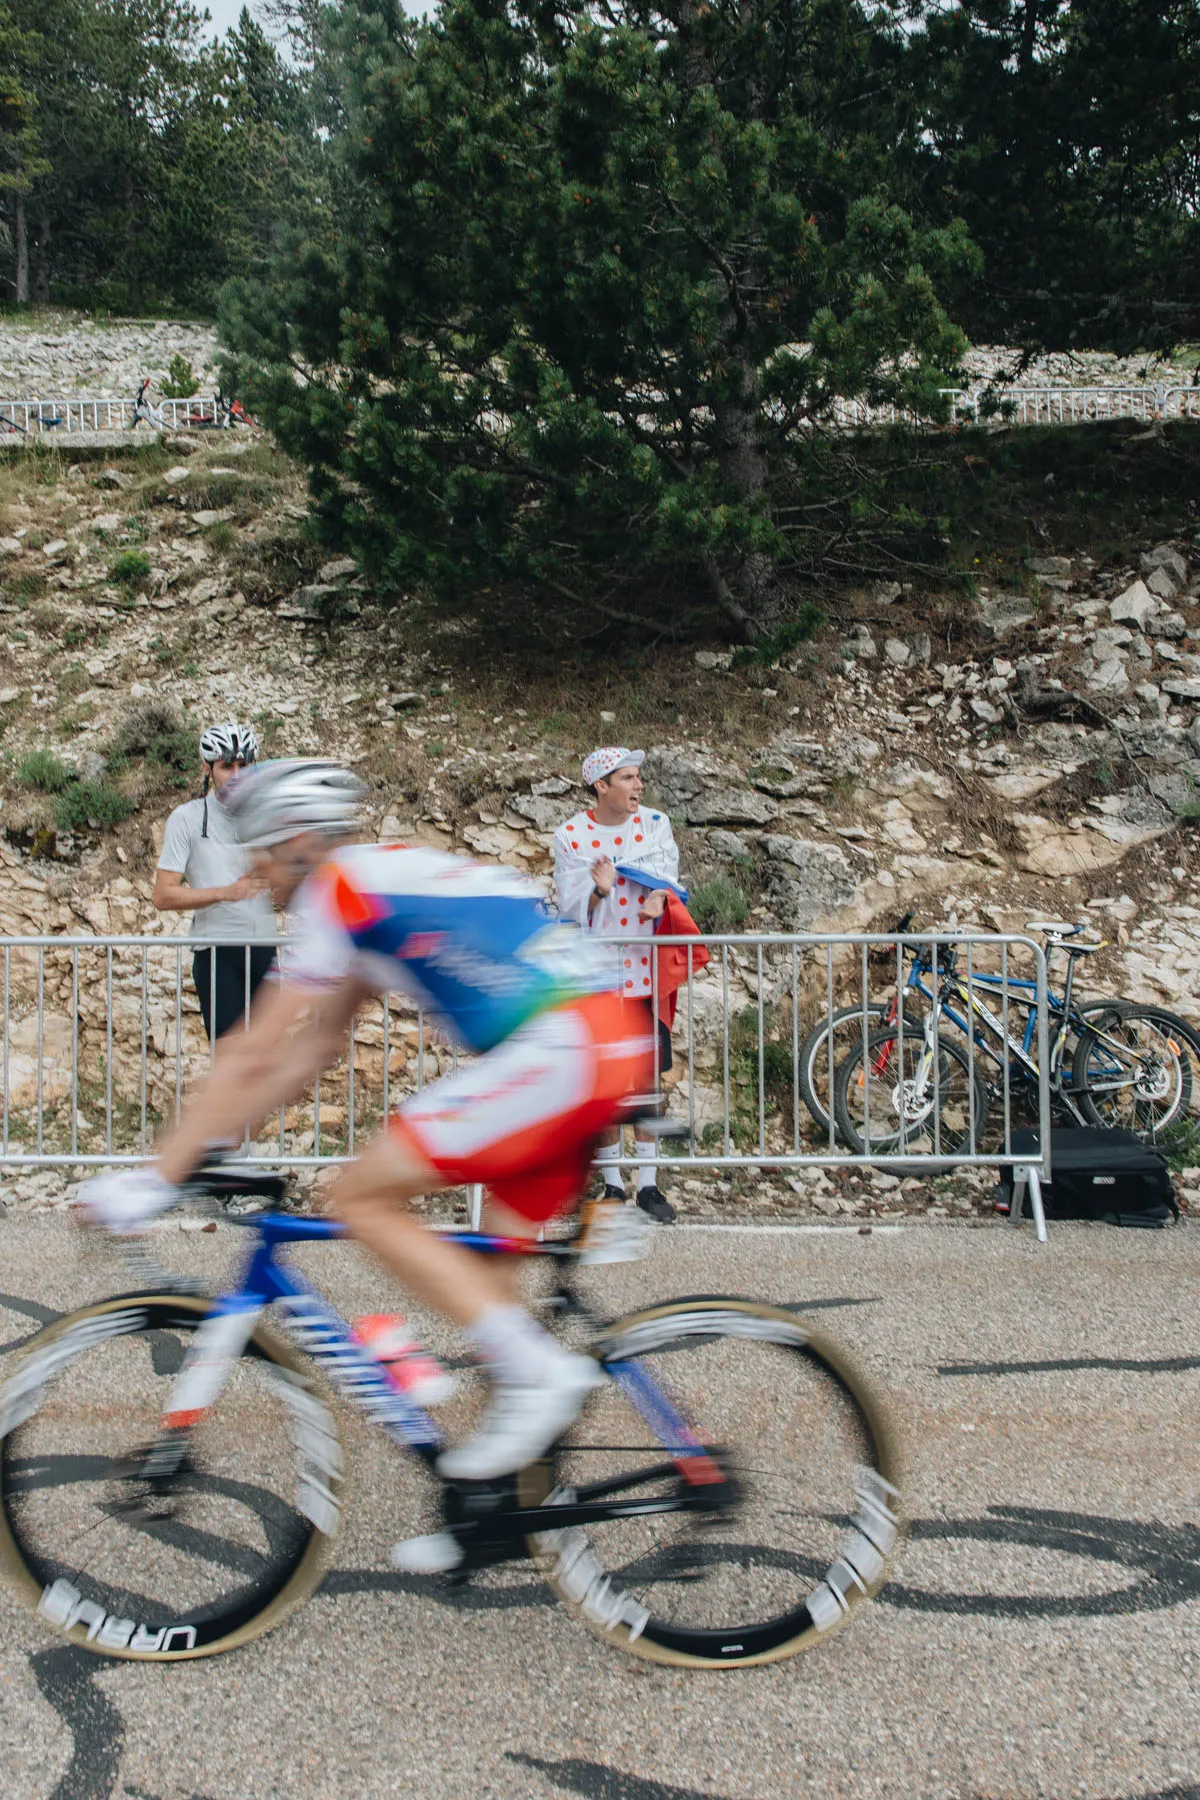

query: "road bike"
left=833, top=925, right=1191, bottom=1154
left=0, top=1163, right=901, bottom=1668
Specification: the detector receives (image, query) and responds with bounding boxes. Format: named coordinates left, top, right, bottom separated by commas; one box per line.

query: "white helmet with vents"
left=223, top=759, right=366, bottom=848
left=199, top=720, right=260, bottom=766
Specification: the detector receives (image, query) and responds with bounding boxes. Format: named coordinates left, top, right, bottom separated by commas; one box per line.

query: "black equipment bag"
left=994, top=1128, right=1178, bottom=1229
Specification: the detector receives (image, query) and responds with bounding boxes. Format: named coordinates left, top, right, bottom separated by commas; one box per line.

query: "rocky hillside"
left=1, top=316, right=1198, bottom=1218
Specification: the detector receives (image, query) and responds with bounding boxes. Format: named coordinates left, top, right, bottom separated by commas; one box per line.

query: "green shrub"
left=730, top=606, right=826, bottom=668
left=690, top=875, right=750, bottom=934
left=55, top=780, right=135, bottom=833
left=109, top=698, right=194, bottom=785
left=161, top=353, right=199, bottom=399
left=17, top=748, right=72, bottom=792
left=110, top=549, right=152, bottom=586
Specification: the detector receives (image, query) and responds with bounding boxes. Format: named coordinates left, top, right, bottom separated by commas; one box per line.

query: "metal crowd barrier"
left=0, top=931, right=1052, bottom=1233
left=3, top=386, right=1200, bottom=440
left=0, top=396, right=225, bottom=434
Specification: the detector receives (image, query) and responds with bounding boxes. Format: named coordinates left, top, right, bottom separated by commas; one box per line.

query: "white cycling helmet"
left=223, top=758, right=366, bottom=848
left=199, top=720, right=259, bottom=766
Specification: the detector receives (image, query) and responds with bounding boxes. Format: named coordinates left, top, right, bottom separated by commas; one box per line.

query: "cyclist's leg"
left=329, top=1129, right=522, bottom=1328
left=329, top=994, right=648, bottom=1480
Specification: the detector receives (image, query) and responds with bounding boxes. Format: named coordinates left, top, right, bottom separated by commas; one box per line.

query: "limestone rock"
left=1145, top=610, right=1187, bottom=641
left=163, top=465, right=191, bottom=483
left=708, top=829, right=750, bottom=860
left=1147, top=565, right=1180, bottom=601
left=840, top=627, right=877, bottom=662
left=694, top=649, right=733, bottom=671
left=0, top=536, right=21, bottom=556
left=510, top=792, right=565, bottom=833
left=761, top=835, right=860, bottom=928
left=977, top=594, right=1035, bottom=638
left=1110, top=579, right=1160, bottom=629
left=1140, top=545, right=1188, bottom=587
left=1031, top=556, right=1072, bottom=578
left=884, top=637, right=910, bottom=667
left=94, top=469, right=131, bottom=490
left=318, top=557, right=358, bottom=584
left=1081, top=656, right=1130, bottom=696
left=969, top=696, right=1003, bottom=724
left=686, top=787, right=778, bottom=827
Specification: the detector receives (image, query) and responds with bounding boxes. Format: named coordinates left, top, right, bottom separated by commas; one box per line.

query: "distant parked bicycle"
left=182, top=393, right=256, bottom=431
left=0, top=1157, right=901, bottom=1668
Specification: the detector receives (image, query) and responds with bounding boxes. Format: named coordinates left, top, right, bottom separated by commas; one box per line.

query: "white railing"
left=0, top=396, right=231, bottom=435
left=0, top=930, right=1052, bottom=1234
left=2, top=386, right=1198, bottom=440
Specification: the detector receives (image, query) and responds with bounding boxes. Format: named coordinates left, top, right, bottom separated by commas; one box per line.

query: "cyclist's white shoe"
left=390, top=1531, right=464, bottom=1575
left=76, top=1166, right=181, bottom=1235
left=437, top=1351, right=603, bottom=1482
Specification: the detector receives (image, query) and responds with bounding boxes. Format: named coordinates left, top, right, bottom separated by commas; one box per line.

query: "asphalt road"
left=2, top=1212, right=1199, bottom=1800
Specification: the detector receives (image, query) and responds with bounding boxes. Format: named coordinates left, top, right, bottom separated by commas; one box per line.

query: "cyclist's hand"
left=225, top=873, right=266, bottom=903
left=591, top=857, right=616, bottom=898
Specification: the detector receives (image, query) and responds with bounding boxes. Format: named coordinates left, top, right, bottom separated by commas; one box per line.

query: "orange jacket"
left=653, top=893, right=711, bottom=1029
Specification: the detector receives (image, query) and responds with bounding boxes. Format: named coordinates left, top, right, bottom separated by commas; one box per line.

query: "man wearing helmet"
left=154, top=721, right=275, bottom=1042
left=85, top=760, right=652, bottom=1560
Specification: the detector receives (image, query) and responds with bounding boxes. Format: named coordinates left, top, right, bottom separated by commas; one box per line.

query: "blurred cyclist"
left=81, top=761, right=651, bottom=1566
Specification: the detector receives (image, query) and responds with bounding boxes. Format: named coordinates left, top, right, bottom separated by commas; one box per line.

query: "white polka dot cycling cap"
left=582, top=747, right=645, bottom=787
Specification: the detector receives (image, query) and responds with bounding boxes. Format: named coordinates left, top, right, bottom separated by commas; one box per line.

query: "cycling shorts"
left=390, top=991, right=653, bottom=1223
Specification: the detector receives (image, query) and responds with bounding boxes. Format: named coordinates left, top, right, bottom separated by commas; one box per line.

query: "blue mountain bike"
left=0, top=1167, right=900, bottom=1669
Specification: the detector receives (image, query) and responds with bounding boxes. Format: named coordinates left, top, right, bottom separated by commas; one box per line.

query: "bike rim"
left=530, top=1299, right=902, bottom=1668
left=0, top=1294, right=335, bottom=1659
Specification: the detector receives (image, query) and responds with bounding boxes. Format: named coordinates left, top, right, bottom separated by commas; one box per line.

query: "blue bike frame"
left=159, top=1212, right=706, bottom=1475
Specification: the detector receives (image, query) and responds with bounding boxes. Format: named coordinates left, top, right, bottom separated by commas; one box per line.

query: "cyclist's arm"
left=155, top=975, right=368, bottom=1185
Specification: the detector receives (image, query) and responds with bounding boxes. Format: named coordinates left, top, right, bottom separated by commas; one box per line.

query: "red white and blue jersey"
left=282, top=843, right=616, bottom=1055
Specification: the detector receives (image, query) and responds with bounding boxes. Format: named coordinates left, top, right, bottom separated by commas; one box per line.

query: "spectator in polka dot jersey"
left=553, top=747, right=680, bottom=1223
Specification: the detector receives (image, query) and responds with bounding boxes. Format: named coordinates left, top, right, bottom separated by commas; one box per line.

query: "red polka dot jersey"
left=552, top=805, right=681, bottom=997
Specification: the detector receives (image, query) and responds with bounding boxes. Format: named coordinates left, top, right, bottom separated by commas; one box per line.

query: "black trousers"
left=192, top=945, right=276, bottom=1043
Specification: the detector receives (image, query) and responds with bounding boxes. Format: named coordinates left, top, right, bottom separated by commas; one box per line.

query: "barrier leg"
left=1011, top=1164, right=1049, bottom=1244
left=468, top=1183, right=483, bottom=1230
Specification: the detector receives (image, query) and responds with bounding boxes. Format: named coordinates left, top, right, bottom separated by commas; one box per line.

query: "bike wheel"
left=1074, top=1007, right=1192, bottom=1139
left=0, top=1292, right=340, bottom=1659
left=833, top=1026, right=989, bottom=1156
left=529, top=1297, right=901, bottom=1668
left=798, top=1005, right=890, bottom=1141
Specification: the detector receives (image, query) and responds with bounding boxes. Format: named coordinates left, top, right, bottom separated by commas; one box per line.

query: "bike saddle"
left=1025, top=921, right=1102, bottom=950
left=179, top=1161, right=289, bottom=1209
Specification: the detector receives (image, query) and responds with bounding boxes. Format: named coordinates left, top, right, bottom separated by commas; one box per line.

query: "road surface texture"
left=1, top=1212, right=1198, bottom=1800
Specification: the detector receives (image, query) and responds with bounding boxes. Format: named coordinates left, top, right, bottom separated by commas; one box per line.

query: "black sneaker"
left=602, top=1184, right=627, bottom=1202
left=636, top=1185, right=677, bottom=1224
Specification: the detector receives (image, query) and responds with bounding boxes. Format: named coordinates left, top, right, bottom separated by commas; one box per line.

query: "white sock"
left=466, top=1304, right=559, bottom=1386
left=595, top=1141, right=623, bottom=1188
left=635, top=1140, right=658, bottom=1192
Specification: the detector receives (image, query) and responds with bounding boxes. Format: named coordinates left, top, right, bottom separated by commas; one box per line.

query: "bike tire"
left=798, top=1004, right=890, bottom=1141
left=1074, top=1007, right=1193, bottom=1138
left=833, top=1026, right=989, bottom=1156
left=0, top=1291, right=339, bottom=1660
left=529, top=1296, right=902, bottom=1669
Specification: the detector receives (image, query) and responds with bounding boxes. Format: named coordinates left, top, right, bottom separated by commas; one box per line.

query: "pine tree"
left=220, top=0, right=974, bottom=643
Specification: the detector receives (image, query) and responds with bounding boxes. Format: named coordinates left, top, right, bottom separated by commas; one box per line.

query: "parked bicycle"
left=0, top=1161, right=900, bottom=1668
left=832, top=924, right=1191, bottom=1155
